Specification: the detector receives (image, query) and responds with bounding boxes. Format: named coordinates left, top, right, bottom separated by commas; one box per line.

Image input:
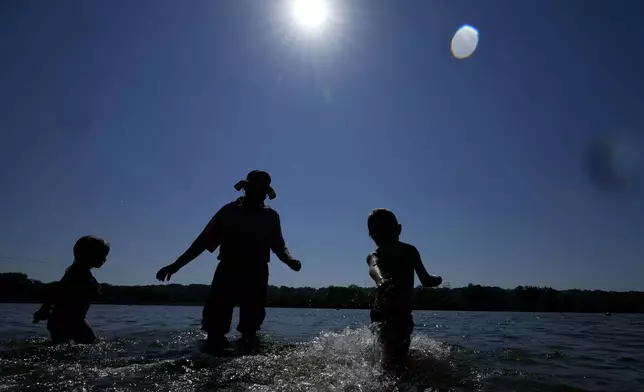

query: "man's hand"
left=422, top=275, right=442, bottom=288
left=287, top=259, right=302, bottom=272
left=156, top=263, right=180, bottom=282
left=32, top=308, right=50, bottom=324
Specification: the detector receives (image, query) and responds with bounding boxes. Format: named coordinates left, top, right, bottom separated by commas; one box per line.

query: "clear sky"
left=1, top=0, right=643, bottom=291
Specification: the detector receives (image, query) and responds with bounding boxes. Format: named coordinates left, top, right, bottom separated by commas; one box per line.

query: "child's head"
left=368, top=208, right=402, bottom=246
left=73, top=236, right=110, bottom=268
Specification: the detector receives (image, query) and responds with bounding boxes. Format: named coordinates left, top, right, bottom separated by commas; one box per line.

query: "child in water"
left=32, top=236, right=110, bottom=344
left=366, top=209, right=442, bottom=371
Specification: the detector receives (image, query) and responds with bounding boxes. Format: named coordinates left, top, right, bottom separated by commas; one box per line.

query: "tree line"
left=1, top=272, right=643, bottom=313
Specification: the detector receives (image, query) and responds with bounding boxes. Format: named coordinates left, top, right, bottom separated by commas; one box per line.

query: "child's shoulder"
left=62, top=263, right=93, bottom=282
left=367, top=242, right=417, bottom=262
left=377, top=241, right=418, bottom=254
left=398, top=241, right=419, bottom=253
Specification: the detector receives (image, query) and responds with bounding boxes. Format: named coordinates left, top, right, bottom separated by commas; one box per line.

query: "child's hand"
left=288, top=259, right=302, bottom=272
left=32, top=308, right=50, bottom=324
left=376, top=278, right=393, bottom=291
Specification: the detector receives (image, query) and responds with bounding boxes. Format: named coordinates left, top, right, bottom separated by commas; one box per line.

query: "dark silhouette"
left=366, top=208, right=442, bottom=371
left=31, top=236, right=110, bottom=344
left=155, top=170, right=301, bottom=353
left=3, top=274, right=644, bottom=313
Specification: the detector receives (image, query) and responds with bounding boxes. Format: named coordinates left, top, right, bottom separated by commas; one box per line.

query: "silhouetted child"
left=366, top=209, right=442, bottom=371
left=32, top=236, right=110, bottom=344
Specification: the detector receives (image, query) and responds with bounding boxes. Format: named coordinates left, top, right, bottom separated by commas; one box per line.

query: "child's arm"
left=33, top=282, right=59, bottom=323
left=367, top=253, right=387, bottom=287
left=33, top=266, right=80, bottom=322
left=412, top=247, right=442, bottom=288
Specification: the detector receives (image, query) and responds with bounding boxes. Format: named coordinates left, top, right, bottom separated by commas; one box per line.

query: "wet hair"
left=73, top=236, right=110, bottom=263
left=368, top=209, right=401, bottom=245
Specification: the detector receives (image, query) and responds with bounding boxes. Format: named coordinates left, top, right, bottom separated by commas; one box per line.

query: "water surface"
left=1, top=304, right=642, bottom=391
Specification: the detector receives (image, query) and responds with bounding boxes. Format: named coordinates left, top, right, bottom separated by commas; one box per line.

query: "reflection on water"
left=1, top=305, right=643, bottom=391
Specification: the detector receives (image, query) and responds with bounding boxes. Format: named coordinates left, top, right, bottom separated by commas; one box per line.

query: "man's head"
left=73, top=236, right=110, bottom=268
left=234, top=170, right=276, bottom=204
left=367, top=208, right=402, bottom=246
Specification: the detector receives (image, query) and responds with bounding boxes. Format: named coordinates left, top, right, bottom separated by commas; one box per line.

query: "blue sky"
left=1, top=0, right=643, bottom=291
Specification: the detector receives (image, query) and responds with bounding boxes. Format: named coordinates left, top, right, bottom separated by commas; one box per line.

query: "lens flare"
left=451, top=25, right=479, bottom=59
left=292, top=0, right=329, bottom=29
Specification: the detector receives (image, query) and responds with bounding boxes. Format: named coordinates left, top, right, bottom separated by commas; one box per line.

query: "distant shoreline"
left=3, top=272, right=643, bottom=313
left=0, top=301, right=637, bottom=314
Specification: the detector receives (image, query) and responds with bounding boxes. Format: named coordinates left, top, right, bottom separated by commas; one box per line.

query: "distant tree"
left=1, top=272, right=643, bottom=313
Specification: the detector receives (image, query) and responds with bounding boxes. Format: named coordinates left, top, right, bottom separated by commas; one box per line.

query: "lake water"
left=1, top=304, right=643, bottom=392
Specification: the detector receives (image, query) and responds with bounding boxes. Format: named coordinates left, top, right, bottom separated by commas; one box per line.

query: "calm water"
left=1, top=304, right=643, bottom=392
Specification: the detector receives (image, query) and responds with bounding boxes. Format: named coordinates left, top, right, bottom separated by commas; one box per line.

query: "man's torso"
left=217, top=200, right=278, bottom=264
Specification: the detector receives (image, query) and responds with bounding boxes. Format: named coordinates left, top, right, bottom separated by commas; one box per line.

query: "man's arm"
left=269, top=212, right=299, bottom=268
left=412, top=246, right=442, bottom=288
left=171, top=237, right=209, bottom=270
left=171, top=207, right=226, bottom=270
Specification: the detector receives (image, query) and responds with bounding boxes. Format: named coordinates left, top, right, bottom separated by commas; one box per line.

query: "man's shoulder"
left=222, top=199, right=277, bottom=213
left=211, top=202, right=233, bottom=222
left=217, top=199, right=245, bottom=215
left=219, top=200, right=280, bottom=223
left=261, top=203, right=278, bottom=212
left=213, top=201, right=231, bottom=213
left=260, top=204, right=280, bottom=220
left=222, top=199, right=242, bottom=209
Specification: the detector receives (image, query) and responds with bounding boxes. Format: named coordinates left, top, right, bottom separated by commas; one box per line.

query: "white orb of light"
left=292, top=0, right=329, bottom=29
left=451, top=25, right=479, bottom=59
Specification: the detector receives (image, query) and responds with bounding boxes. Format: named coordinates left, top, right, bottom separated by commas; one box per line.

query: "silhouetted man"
left=156, top=170, right=302, bottom=352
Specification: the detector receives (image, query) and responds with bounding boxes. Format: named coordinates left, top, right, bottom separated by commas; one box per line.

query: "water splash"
left=206, top=327, right=459, bottom=392
left=0, top=327, right=460, bottom=392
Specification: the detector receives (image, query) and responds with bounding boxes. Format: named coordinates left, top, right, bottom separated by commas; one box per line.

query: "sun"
left=292, top=0, right=329, bottom=29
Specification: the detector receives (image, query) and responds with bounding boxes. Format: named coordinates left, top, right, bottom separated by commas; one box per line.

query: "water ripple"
left=1, top=305, right=643, bottom=392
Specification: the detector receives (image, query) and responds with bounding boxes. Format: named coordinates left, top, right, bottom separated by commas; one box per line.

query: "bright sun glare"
left=292, top=0, right=329, bottom=29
